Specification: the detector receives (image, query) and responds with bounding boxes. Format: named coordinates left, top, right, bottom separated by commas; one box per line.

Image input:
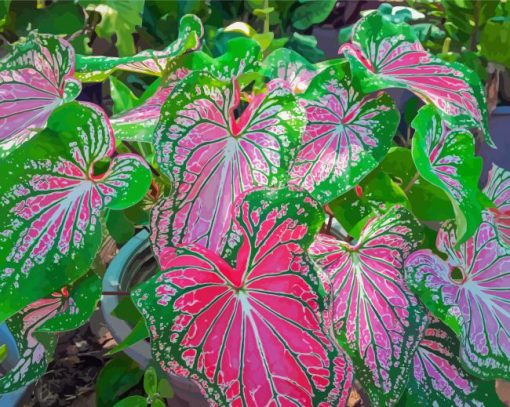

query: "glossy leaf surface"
left=484, top=164, right=510, bottom=245
left=399, top=317, right=501, bottom=407
left=151, top=71, right=305, bottom=260
left=0, top=102, right=151, bottom=322
left=340, top=12, right=491, bottom=145
left=405, top=220, right=510, bottom=380
left=0, top=33, right=81, bottom=150
left=75, top=14, right=203, bottom=82
left=412, top=106, right=486, bottom=243
left=289, top=62, right=399, bottom=204
left=310, top=206, right=427, bottom=405
left=133, top=188, right=353, bottom=406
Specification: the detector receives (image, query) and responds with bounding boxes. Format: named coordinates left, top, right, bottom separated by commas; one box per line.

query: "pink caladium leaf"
left=0, top=272, right=101, bottom=393
left=411, top=105, right=487, bottom=244
left=74, top=14, right=203, bottom=82
left=132, top=187, right=354, bottom=406
left=0, top=102, right=151, bottom=323
left=0, top=32, right=81, bottom=151
left=309, top=206, right=427, bottom=405
left=340, top=12, right=492, bottom=146
left=151, top=71, right=306, bottom=261
left=261, top=48, right=319, bottom=94
left=483, top=164, right=510, bottom=245
left=405, top=219, right=510, bottom=380
left=399, top=316, right=502, bottom=407
left=289, top=61, right=399, bottom=204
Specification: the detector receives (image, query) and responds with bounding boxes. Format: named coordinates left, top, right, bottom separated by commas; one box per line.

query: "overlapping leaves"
left=0, top=272, right=101, bottom=393
left=310, top=206, right=427, bottom=405
left=0, top=32, right=81, bottom=151
left=405, top=219, right=510, bottom=380
left=0, top=102, right=151, bottom=323
left=133, top=187, right=353, bottom=406
left=340, top=12, right=492, bottom=145
left=151, top=71, right=305, bottom=260
left=289, top=62, right=399, bottom=204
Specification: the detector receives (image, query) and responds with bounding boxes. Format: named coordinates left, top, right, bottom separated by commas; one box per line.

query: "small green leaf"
left=113, top=395, right=147, bottom=407
left=112, top=296, right=143, bottom=326
left=0, top=344, right=7, bottom=364
left=106, top=319, right=148, bottom=356
left=110, top=77, right=139, bottom=115
left=96, top=353, right=144, bottom=407
left=157, top=378, right=174, bottom=399
left=143, top=367, right=158, bottom=397
left=292, top=0, right=336, bottom=30
left=151, top=399, right=165, bottom=407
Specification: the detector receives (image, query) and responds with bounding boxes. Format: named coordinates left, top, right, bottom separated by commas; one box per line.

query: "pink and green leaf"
left=133, top=187, right=354, bottom=406
left=0, top=102, right=151, bottom=323
left=405, top=219, right=510, bottom=380
left=340, top=12, right=492, bottom=145
left=289, top=61, right=399, bottom=204
left=309, top=206, right=427, bottom=405
left=0, top=273, right=101, bottom=393
left=0, top=32, right=81, bottom=151
left=411, top=105, right=487, bottom=244
left=483, top=164, right=510, bottom=245
left=74, top=14, right=203, bottom=82
left=399, top=316, right=502, bottom=407
left=150, top=71, right=306, bottom=260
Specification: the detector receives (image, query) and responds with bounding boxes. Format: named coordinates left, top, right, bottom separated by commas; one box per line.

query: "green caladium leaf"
left=110, top=38, right=262, bottom=143
left=340, top=12, right=492, bottom=146
left=329, top=169, right=410, bottom=238
left=411, top=105, right=486, bottom=243
left=261, top=48, right=319, bottom=93
left=75, top=14, right=203, bottom=82
left=0, top=32, right=81, bottom=151
left=289, top=62, right=399, bottom=204
left=151, top=71, right=305, bottom=260
left=399, top=316, right=502, bottom=407
left=0, top=102, right=151, bottom=323
left=0, top=272, right=101, bottom=393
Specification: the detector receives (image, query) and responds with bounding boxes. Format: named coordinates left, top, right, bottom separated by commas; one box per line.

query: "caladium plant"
left=0, top=8, right=507, bottom=407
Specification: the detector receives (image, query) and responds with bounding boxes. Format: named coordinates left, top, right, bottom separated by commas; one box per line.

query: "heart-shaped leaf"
left=309, top=206, right=427, bottom=405
left=411, top=105, right=486, bottom=243
left=399, top=316, right=502, bottom=407
left=484, top=164, right=510, bottom=245
left=261, top=48, right=319, bottom=93
left=151, top=71, right=305, bottom=260
left=340, top=12, right=492, bottom=145
left=0, top=272, right=101, bottom=393
left=0, top=33, right=81, bottom=151
left=132, top=187, right=353, bottom=406
left=289, top=62, right=399, bottom=204
left=405, top=219, right=510, bottom=380
left=110, top=37, right=262, bottom=143
left=75, top=14, right=203, bottom=82
left=0, top=102, right=151, bottom=323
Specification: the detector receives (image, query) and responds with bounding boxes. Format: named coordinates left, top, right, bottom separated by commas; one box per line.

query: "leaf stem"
left=263, top=0, right=270, bottom=34
left=404, top=171, right=420, bottom=193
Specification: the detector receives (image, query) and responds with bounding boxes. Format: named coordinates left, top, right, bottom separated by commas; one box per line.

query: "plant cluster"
left=0, top=5, right=510, bottom=407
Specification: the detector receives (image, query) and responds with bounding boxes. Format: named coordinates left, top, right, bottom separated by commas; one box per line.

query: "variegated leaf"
left=310, top=206, right=427, bottom=405
left=0, top=102, right=151, bottom=323
left=0, top=32, right=81, bottom=151
left=74, top=14, right=203, bottom=82
left=133, top=187, right=354, bottom=406
left=340, top=12, right=492, bottom=145
left=261, top=48, right=319, bottom=94
left=399, top=316, right=502, bottom=407
left=289, top=62, right=399, bottom=204
left=405, top=219, right=510, bottom=380
left=411, top=105, right=486, bottom=244
left=0, top=272, right=100, bottom=393
left=110, top=37, right=262, bottom=143
left=483, top=164, right=510, bottom=246
left=151, top=71, right=306, bottom=260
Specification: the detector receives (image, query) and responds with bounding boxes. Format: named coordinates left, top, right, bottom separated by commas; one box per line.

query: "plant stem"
left=121, top=141, right=160, bottom=177
left=404, top=171, right=420, bottom=193
left=263, top=0, right=270, bottom=34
